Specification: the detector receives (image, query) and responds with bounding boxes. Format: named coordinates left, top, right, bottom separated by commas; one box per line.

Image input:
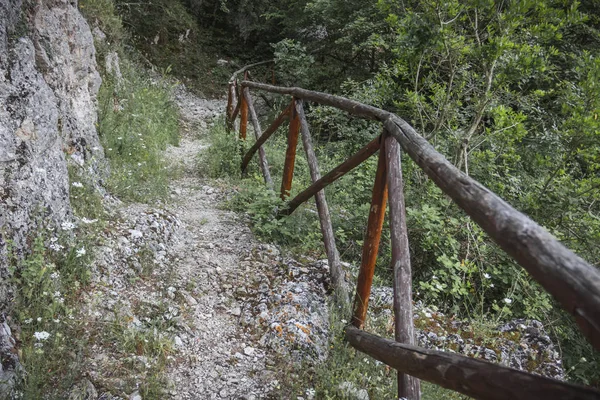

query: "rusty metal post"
left=351, top=137, right=388, bottom=328
left=281, top=98, right=300, bottom=200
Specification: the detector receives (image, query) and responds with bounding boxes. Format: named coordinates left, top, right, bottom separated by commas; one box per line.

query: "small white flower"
left=580, top=357, right=587, bottom=363
left=76, top=247, right=86, bottom=258
left=81, top=217, right=98, bottom=224
left=61, top=221, right=75, bottom=231
left=53, top=291, right=61, bottom=298
left=53, top=319, right=60, bottom=323
left=118, top=137, right=123, bottom=140
left=483, top=273, right=491, bottom=279
left=49, top=243, right=64, bottom=251
left=490, top=283, right=495, bottom=288
left=37, top=317, right=42, bottom=322
left=50, top=272, right=60, bottom=280
left=108, top=148, right=113, bottom=151
left=33, top=331, right=50, bottom=341
left=306, top=388, right=316, bottom=399
left=137, top=163, right=142, bottom=167
left=71, top=182, right=84, bottom=188
left=50, top=237, right=58, bottom=243
left=424, top=312, right=432, bottom=318
left=504, top=298, right=512, bottom=304
left=432, top=275, right=437, bottom=279
left=23, top=318, right=33, bottom=324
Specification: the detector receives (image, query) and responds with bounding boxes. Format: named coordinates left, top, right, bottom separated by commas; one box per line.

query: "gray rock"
left=338, top=381, right=369, bottom=400
left=1, top=0, right=103, bottom=392
left=68, top=379, right=98, bottom=400
left=128, top=391, right=142, bottom=400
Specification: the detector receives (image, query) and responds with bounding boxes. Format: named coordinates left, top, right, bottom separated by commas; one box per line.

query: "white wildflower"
left=53, top=319, right=60, bottom=324
left=33, top=331, right=50, bottom=341
left=50, top=271, right=60, bottom=280
left=76, top=247, right=86, bottom=258
left=432, top=275, right=437, bottom=279
left=306, top=388, right=316, bottom=399
left=61, top=221, right=75, bottom=231
left=49, top=243, right=64, bottom=251
left=50, top=237, right=58, bottom=243
left=425, top=312, right=432, bottom=318
left=137, top=163, right=142, bottom=167
left=118, top=137, right=123, bottom=140
left=37, top=317, right=42, bottom=322
left=23, top=318, right=33, bottom=324
left=581, top=357, right=587, bottom=363
left=490, top=283, right=495, bottom=288
left=503, top=298, right=512, bottom=304
left=71, top=182, right=84, bottom=188
left=81, top=217, right=98, bottom=224
left=483, top=273, right=491, bottom=279
left=53, top=291, right=61, bottom=298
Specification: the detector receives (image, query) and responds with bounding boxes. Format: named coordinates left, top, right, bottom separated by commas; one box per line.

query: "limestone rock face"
left=0, top=0, right=102, bottom=392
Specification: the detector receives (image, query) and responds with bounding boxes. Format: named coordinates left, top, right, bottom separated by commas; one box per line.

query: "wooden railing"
left=225, top=64, right=600, bottom=400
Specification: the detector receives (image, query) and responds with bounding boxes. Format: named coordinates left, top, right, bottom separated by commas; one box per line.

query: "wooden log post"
left=351, top=138, right=389, bottom=328
left=241, top=104, right=291, bottom=173
left=226, top=82, right=236, bottom=132
left=281, top=98, right=300, bottom=200
left=296, top=100, right=348, bottom=303
left=242, top=86, right=273, bottom=189
left=279, top=135, right=381, bottom=217
left=385, top=133, right=420, bottom=400
left=239, top=88, right=248, bottom=140
left=346, top=326, right=600, bottom=400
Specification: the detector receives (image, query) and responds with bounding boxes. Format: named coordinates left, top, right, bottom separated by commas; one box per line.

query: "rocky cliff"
left=0, top=0, right=102, bottom=391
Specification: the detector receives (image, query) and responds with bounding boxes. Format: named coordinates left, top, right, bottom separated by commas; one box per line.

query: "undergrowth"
left=80, top=0, right=181, bottom=204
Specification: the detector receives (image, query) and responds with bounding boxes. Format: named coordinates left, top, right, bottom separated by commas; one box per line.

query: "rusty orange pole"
left=351, top=138, right=388, bottom=328
left=280, top=98, right=300, bottom=200
left=239, top=91, right=248, bottom=140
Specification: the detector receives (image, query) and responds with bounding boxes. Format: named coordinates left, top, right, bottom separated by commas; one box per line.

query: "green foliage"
left=272, top=39, right=315, bottom=86
left=80, top=0, right=182, bottom=203
left=96, top=60, right=180, bottom=202
left=112, top=0, right=233, bottom=96
left=8, top=227, right=94, bottom=398
left=200, top=119, right=243, bottom=179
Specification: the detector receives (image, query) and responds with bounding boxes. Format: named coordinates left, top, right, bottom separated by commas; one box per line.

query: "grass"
left=96, top=61, right=180, bottom=203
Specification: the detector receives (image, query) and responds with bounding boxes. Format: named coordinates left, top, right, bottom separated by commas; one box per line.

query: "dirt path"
left=83, top=86, right=326, bottom=400
left=158, top=89, right=280, bottom=399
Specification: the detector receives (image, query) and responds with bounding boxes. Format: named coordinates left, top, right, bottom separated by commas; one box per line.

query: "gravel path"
left=160, top=88, right=281, bottom=399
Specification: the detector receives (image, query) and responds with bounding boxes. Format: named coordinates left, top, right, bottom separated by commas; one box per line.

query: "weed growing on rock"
left=8, top=226, right=94, bottom=398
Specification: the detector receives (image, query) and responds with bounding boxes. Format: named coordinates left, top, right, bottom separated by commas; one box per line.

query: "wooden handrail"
left=278, top=135, right=381, bottom=216
left=226, top=65, right=600, bottom=400
left=346, top=326, right=600, bottom=400
left=241, top=104, right=291, bottom=173
left=234, top=79, right=600, bottom=351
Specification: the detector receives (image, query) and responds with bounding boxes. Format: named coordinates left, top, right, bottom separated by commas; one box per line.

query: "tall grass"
left=97, top=64, right=179, bottom=202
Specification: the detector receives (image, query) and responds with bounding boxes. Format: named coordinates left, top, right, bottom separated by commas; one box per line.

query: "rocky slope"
left=1, top=0, right=103, bottom=391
